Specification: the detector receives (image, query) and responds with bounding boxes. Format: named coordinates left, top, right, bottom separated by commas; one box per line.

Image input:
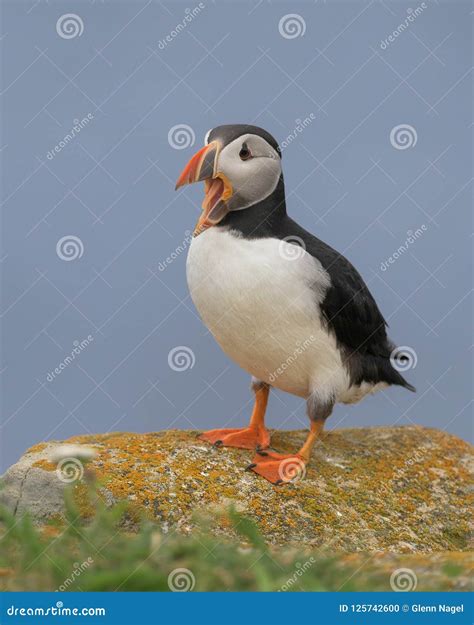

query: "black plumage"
left=218, top=168, right=415, bottom=394
left=177, top=122, right=417, bottom=484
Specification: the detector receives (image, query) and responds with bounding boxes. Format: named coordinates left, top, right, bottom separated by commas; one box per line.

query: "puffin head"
left=175, top=124, right=282, bottom=235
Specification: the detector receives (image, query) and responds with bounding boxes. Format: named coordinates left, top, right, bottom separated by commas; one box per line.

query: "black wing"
left=218, top=193, right=415, bottom=392
left=285, top=217, right=415, bottom=391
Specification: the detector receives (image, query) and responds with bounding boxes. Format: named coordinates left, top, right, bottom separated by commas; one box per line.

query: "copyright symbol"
left=402, top=604, right=409, bottom=612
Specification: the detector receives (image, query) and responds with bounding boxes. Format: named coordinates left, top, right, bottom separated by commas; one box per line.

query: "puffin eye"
left=239, top=144, right=252, bottom=161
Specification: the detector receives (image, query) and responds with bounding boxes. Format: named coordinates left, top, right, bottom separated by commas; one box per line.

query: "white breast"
left=186, top=228, right=351, bottom=402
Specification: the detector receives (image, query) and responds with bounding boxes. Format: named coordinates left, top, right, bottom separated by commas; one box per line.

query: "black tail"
left=393, top=370, right=416, bottom=393
left=382, top=349, right=416, bottom=392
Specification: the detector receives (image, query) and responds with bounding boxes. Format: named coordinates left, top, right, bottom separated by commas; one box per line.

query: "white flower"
left=50, top=445, right=97, bottom=463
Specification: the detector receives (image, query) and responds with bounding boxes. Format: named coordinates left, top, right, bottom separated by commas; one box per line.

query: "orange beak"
left=175, top=141, right=233, bottom=236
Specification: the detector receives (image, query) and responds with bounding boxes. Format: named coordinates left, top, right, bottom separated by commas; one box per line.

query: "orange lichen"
left=32, top=459, right=56, bottom=471
left=26, top=442, right=48, bottom=455
left=16, top=426, right=473, bottom=552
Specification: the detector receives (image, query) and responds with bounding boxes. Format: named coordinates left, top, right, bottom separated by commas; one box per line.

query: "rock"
left=1, top=426, right=472, bottom=552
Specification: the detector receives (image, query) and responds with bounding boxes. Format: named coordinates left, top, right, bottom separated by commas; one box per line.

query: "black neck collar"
left=218, top=176, right=287, bottom=239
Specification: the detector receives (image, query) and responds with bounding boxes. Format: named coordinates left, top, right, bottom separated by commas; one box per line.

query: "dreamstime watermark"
left=280, top=114, right=316, bottom=151
left=52, top=445, right=97, bottom=484
left=56, top=13, right=84, bottom=39
left=403, top=447, right=429, bottom=468
left=278, top=457, right=307, bottom=484
left=46, top=335, right=94, bottom=382
left=380, top=225, right=427, bottom=271
left=390, top=124, right=418, bottom=150
left=56, top=235, right=84, bottom=261
left=167, top=568, right=195, bottom=591
left=6, top=603, right=105, bottom=618
left=278, top=235, right=306, bottom=261
left=268, top=335, right=315, bottom=383
left=390, top=446, right=429, bottom=493
left=278, top=14, right=306, bottom=39
left=56, top=558, right=94, bottom=591
left=379, top=4, right=428, bottom=50
left=390, top=346, right=418, bottom=372
left=168, top=124, right=195, bottom=150
left=279, top=556, right=315, bottom=591
left=55, top=458, right=84, bottom=483
left=158, top=230, right=192, bottom=271
left=390, top=568, right=418, bottom=591
left=46, top=114, right=94, bottom=160
left=158, top=3, right=206, bottom=50
left=168, top=346, right=196, bottom=371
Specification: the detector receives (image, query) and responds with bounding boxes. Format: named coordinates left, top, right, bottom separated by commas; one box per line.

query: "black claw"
left=245, top=463, right=257, bottom=471
left=213, top=440, right=223, bottom=448
left=274, top=479, right=284, bottom=486
left=256, top=449, right=268, bottom=456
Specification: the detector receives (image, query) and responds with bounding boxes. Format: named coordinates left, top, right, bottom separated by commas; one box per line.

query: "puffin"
left=175, top=124, right=415, bottom=485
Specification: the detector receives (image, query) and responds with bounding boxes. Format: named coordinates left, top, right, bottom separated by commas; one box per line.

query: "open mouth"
left=203, top=177, right=224, bottom=213
left=175, top=141, right=233, bottom=235
left=193, top=177, right=228, bottom=235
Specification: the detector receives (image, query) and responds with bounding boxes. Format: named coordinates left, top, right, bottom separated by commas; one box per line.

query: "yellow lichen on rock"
left=2, top=426, right=473, bottom=552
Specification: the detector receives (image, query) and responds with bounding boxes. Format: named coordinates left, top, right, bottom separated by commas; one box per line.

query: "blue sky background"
left=1, top=0, right=472, bottom=471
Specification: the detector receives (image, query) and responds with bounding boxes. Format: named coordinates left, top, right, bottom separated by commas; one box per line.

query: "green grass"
left=0, top=485, right=469, bottom=592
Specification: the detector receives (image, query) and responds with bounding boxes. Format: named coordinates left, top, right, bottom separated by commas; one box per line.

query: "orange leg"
left=247, top=418, right=325, bottom=485
left=199, top=382, right=271, bottom=450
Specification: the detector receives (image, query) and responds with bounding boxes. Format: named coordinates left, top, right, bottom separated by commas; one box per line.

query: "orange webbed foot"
left=246, top=449, right=307, bottom=485
left=198, top=427, right=270, bottom=450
